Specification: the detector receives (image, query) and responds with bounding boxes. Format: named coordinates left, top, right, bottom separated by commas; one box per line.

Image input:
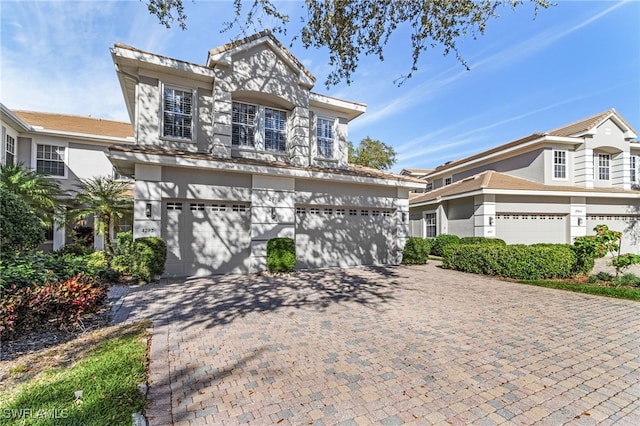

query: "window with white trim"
left=425, top=213, right=437, bottom=238
left=425, top=182, right=433, bottom=191
left=5, top=134, right=15, bottom=166
left=444, top=177, right=452, bottom=186
left=36, top=144, right=65, bottom=176
left=553, top=150, right=567, bottom=179
left=316, top=118, right=334, bottom=158
left=163, top=87, right=193, bottom=140
left=631, top=155, right=637, bottom=184
left=597, top=154, right=610, bottom=180
left=232, top=101, right=287, bottom=152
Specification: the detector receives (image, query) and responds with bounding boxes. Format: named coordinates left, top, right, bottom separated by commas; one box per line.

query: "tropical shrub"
left=133, top=237, right=167, bottom=282
left=0, top=188, right=45, bottom=255
left=459, top=237, right=506, bottom=246
left=267, top=237, right=296, bottom=273
left=430, top=234, right=460, bottom=257
left=401, top=237, right=431, bottom=265
left=112, top=231, right=135, bottom=273
left=442, top=244, right=577, bottom=280
left=0, top=275, right=108, bottom=340
left=613, top=273, right=640, bottom=288
left=573, top=224, right=640, bottom=276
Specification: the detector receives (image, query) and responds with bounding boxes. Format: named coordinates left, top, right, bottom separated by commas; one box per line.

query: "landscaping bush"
left=430, top=234, right=460, bottom=257
left=459, top=237, right=506, bottom=246
left=133, top=237, right=167, bottom=282
left=401, top=237, right=431, bottom=265
left=112, top=231, right=135, bottom=274
left=0, top=188, right=45, bottom=256
left=442, top=244, right=577, bottom=280
left=57, top=243, right=94, bottom=256
left=0, top=275, right=108, bottom=340
left=267, top=237, right=296, bottom=273
left=613, top=273, right=640, bottom=288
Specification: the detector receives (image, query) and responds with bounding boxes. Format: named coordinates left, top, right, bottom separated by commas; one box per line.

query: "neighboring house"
left=409, top=109, right=640, bottom=253
left=0, top=103, right=135, bottom=251
left=108, top=30, right=424, bottom=276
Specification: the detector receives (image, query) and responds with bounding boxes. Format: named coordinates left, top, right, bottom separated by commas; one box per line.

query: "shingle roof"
left=109, top=144, right=425, bottom=184
left=13, top=110, right=133, bottom=139
left=410, top=170, right=638, bottom=204
left=207, top=29, right=316, bottom=83
left=547, top=109, right=623, bottom=137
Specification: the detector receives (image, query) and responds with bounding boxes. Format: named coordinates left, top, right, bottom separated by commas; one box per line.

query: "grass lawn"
left=0, top=320, right=149, bottom=426
left=516, top=279, right=640, bottom=301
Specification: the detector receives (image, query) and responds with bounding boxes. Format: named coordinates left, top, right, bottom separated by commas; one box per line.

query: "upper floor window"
left=232, top=101, right=287, bottom=152
left=597, top=154, right=610, bottom=180
left=163, top=87, right=193, bottom=140
left=36, top=144, right=65, bottom=176
left=444, top=177, right=452, bottom=186
left=5, top=134, right=15, bottom=166
left=553, top=150, right=567, bottom=179
left=425, top=182, right=433, bottom=191
left=631, top=155, right=638, bottom=184
left=316, top=118, right=334, bottom=158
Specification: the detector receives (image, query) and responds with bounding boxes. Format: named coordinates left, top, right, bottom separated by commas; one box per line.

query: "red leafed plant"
left=0, top=275, right=107, bottom=340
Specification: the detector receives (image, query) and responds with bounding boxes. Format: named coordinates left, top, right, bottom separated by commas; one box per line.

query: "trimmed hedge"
left=133, top=237, right=167, bottom=282
left=459, top=237, right=506, bottom=246
left=430, top=234, right=460, bottom=257
left=267, top=238, right=296, bottom=273
left=442, top=244, right=577, bottom=280
left=402, top=237, right=431, bottom=265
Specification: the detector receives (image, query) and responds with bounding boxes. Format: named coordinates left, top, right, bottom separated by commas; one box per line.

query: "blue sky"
left=1, top=0, right=638, bottom=172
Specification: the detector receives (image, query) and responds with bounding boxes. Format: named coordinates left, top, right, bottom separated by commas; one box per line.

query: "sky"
left=1, top=0, right=639, bottom=173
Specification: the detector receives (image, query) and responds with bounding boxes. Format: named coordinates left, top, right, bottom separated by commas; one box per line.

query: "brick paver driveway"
left=112, top=263, right=640, bottom=425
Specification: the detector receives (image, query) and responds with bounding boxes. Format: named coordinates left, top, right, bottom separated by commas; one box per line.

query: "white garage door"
left=496, top=213, right=568, bottom=245
left=295, top=206, right=396, bottom=269
left=163, top=201, right=251, bottom=276
left=587, top=215, right=640, bottom=253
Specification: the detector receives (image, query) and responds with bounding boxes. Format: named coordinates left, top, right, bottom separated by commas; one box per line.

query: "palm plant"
left=0, top=163, right=66, bottom=226
left=69, top=176, right=133, bottom=264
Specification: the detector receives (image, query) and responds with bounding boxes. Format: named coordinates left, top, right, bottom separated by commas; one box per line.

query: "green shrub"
left=57, top=243, right=94, bottom=256
left=0, top=275, right=107, bottom=340
left=613, top=273, right=640, bottom=288
left=587, top=275, right=600, bottom=284
left=133, top=237, right=167, bottom=282
left=430, top=234, right=460, bottom=257
left=596, top=271, right=613, bottom=282
left=112, top=231, right=135, bottom=274
left=442, top=244, right=577, bottom=280
left=401, top=237, right=431, bottom=265
left=267, top=237, right=296, bottom=273
left=459, top=237, right=506, bottom=246
left=0, top=188, right=45, bottom=256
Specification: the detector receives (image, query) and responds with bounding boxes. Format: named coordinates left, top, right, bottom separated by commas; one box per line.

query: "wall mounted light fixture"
left=577, top=217, right=583, bottom=226
left=271, top=207, right=277, bottom=220
left=145, top=203, right=152, bottom=218
left=489, top=217, right=494, bottom=226
left=401, top=212, right=407, bottom=223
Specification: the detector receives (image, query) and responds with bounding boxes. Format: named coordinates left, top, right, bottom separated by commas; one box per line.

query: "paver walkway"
left=112, top=263, right=640, bottom=425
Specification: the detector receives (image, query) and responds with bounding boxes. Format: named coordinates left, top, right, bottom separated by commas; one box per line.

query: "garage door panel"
left=163, top=201, right=251, bottom=276
left=295, top=207, right=395, bottom=269
left=496, top=213, right=568, bottom=245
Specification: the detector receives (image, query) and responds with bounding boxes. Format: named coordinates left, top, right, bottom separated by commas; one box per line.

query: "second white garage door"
left=495, top=213, right=568, bottom=245
left=163, top=201, right=251, bottom=276
left=295, top=206, right=396, bottom=269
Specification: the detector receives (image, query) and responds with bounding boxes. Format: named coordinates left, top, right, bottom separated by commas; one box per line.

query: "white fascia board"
left=33, top=128, right=134, bottom=145
left=410, top=186, right=640, bottom=208
left=309, top=92, right=367, bottom=121
left=109, top=150, right=423, bottom=189
left=0, top=103, right=32, bottom=132
left=590, top=112, right=638, bottom=139
left=111, top=46, right=215, bottom=80
left=427, top=135, right=582, bottom=179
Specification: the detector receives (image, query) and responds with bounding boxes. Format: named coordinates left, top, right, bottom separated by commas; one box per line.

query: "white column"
left=474, top=195, right=496, bottom=237
left=133, top=164, right=162, bottom=240
left=396, top=188, right=410, bottom=264
left=53, top=222, right=66, bottom=251
left=570, top=197, right=587, bottom=242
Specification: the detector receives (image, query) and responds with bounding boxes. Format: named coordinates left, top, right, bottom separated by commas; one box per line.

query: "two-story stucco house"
left=0, top=103, right=135, bottom=251
left=409, top=109, right=640, bottom=253
left=108, top=31, right=424, bottom=276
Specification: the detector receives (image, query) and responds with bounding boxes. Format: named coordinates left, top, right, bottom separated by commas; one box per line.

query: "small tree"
left=0, top=188, right=45, bottom=256
left=69, top=177, right=133, bottom=266
left=574, top=224, right=640, bottom=277
left=349, top=137, right=397, bottom=170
